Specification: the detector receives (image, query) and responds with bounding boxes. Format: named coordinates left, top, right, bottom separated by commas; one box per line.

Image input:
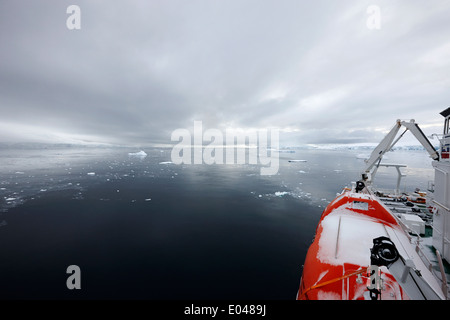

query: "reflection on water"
left=0, top=147, right=435, bottom=214
left=0, top=146, right=435, bottom=299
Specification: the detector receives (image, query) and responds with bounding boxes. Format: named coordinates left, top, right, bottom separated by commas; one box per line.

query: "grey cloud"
left=1, top=0, right=449, bottom=146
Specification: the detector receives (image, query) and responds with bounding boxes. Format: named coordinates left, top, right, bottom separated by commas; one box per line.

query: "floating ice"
left=128, top=150, right=147, bottom=158
left=275, top=150, right=295, bottom=153
left=145, top=198, right=152, bottom=201
left=5, top=198, right=16, bottom=201
left=159, top=161, right=174, bottom=164
left=298, top=170, right=306, bottom=173
left=87, top=172, right=96, bottom=176
left=274, top=191, right=290, bottom=197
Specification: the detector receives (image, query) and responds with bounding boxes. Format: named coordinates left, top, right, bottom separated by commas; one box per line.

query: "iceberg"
left=356, top=153, right=369, bottom=159
left=274, top=191, right=290, bottom=197
left=128, top=150, right=147, bottom=158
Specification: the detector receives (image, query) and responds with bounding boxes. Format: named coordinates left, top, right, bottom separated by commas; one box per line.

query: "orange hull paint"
left=297, top=191, right=408, bottom=300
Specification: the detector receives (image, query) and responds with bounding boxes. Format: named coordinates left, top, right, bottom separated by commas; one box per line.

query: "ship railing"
left=396, top=218, right=432, bottom=268
left=435, top=249, right=449, bottom=300
left=429, top=200, right=450, bottom=299
left=427, top=180, right=435, bottom=193
left=431, top=199, right=450, bottom=256
left=395, top=209, right=449, bottom=299
left=352, top=185, right=449, bottom=299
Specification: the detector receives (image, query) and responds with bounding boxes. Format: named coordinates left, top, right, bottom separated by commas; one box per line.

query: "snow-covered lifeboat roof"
left=297, top=189, right=445, bottom=300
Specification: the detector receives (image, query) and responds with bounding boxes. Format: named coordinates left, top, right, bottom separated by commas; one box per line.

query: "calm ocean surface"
left=0, top=146, right=434, bottom=299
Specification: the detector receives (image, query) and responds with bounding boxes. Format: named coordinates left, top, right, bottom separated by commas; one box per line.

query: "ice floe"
left=356, top=154, right=369, bottom=159
left=275, top=150, right=295, bottom=153
left=128, top=150, right=147, bottom=158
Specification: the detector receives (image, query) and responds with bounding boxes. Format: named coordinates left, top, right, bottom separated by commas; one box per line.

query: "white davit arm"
left=363, top=119, right=439, bottom=183
left=363, top=120, right=402, bottom=177
left=400, top=120, right=440, bottom=161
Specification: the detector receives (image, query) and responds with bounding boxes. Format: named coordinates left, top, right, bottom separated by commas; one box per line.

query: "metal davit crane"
left=298, top=108, right=450, bottom=300
left=361, top=108, right=450, bottom=264
left=362, top=119, right=440, bottom=188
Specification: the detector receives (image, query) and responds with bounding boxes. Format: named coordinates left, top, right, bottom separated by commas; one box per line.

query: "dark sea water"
left=0, top=146, right=434, bottom=299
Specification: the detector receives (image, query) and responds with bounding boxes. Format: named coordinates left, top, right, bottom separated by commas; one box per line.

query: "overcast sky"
left=0, top=0, right=449, bottom=146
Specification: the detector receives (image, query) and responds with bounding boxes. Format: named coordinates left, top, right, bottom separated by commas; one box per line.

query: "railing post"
left=435, top=249, right=449, bottom=300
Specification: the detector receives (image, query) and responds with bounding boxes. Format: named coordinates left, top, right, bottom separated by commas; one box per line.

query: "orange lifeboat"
left=297, top=185, right=445, bottom=300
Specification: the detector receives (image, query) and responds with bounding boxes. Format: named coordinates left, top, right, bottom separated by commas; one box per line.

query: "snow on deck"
left=315, top=195, right=446, bottom=299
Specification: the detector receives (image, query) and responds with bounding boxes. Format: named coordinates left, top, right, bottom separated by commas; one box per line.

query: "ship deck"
left=367, top=185, right=450, bottom=298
